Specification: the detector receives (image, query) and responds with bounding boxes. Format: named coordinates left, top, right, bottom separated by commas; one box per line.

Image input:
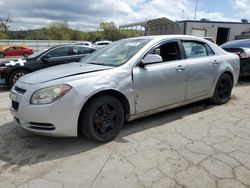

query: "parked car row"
left=9, top=35, right=240, bottom=142
left=0, top=44, right=96, bottom=86
left=0, top=40, right=111, bottom=59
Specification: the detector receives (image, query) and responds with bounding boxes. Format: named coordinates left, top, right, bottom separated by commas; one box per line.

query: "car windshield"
left=28, top=48, right=48, bottom=58
left=82, top=39, right=150, bottom=66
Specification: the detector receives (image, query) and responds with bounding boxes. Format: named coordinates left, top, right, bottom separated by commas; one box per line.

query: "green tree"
left=99, top=21, right=120, bottom=41
left=70, top=30, right=84, bottom=40
left=48, top=21, right=71, bottom=40
left=0, top=32, right=7, bottom=39
left=0, top=14, right=12, bottom=38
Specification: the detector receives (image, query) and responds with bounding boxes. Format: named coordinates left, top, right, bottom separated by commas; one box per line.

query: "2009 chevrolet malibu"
left=10, top=35, right=240, bottom=142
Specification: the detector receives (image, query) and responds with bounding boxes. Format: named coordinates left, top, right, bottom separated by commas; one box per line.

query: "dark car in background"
left=0, top=44, right=96, bottom=86
left=0, top=46, right=33, bottom=58
left=221, top=39, right=250, bottom=76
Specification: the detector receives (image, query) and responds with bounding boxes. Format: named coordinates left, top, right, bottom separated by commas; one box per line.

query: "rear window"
left=182, top=41, right=215, bottom=58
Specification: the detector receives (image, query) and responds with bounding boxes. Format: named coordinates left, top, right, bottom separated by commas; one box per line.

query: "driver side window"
left=150, top=42, right=180, bottom=62
left=45, top=47, right=69, bottom=58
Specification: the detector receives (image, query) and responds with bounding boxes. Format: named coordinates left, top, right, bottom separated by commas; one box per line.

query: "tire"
left=80, top=95, right=125, bottom=142
left=23, top=53, right=29, bottom=57
left=211, top=73, right=233, bottom=105
left=8, top=69, right=29, bottom=87
left=0, top=53, right=4, bottom=58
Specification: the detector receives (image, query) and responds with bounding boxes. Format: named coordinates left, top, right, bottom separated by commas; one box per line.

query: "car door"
left=5, top=47, right=15, bottom=56
left=14, top=47, right=23, bottom=56
left=69, top=46, right=94, bottom=62
left=133, top=40, right=187, bottom=114
left=41, top=46, right=70, bottom=66
left=181, top=40, right=217, bottom=100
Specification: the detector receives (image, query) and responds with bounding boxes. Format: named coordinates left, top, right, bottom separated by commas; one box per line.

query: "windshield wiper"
left=87, top=62, right=117, bottom=67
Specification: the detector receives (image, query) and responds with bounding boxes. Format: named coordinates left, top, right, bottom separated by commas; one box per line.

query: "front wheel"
left=80, top=95, right=125, bottom=142
left=211, top=73, right=233, bottom=104
left=8, top=69, right=29, bottom=87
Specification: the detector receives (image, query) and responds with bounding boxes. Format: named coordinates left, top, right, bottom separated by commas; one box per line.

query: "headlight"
left=30, top=84, right=72, bottom=104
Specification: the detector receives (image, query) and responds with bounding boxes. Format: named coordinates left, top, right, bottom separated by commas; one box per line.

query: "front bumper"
left=9, top=81, right=83, bottom=137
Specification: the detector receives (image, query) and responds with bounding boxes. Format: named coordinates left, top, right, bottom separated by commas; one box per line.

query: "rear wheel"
left=80, top=95, right=125, bottom=142
left=8, top=69, right=29, bottom=87
left=211, top=73, right=233, bottom=104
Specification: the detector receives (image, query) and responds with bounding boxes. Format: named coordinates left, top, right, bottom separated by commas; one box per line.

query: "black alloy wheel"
left=94, top=104, right=118, bottom=135
left=211, top=73, right=233, bottom=104
left=80, top=95, right=125, bottom=142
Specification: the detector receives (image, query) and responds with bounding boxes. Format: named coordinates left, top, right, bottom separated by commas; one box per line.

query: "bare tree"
left=0, top=14, right=12, bottom=36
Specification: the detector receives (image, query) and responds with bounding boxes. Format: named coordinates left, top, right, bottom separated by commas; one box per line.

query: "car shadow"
left=0, top=85, right=10, bottom=92
left=0, top=99, right=216, bottom=168
left=237, top=76, right=250, bottom=87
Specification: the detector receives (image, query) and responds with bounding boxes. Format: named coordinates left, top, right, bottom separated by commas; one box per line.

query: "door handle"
left=176, top=65, right=185, bottom=72
left=213, top=60, right=219, bottom=65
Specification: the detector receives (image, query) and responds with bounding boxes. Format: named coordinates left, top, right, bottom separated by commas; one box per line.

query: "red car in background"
left=0, top=46, right=33, bottom=58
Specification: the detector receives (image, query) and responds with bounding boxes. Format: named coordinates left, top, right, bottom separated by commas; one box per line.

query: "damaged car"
left=10, top=35, right=239, bottom=142
left=221, top=39, right=250, bottom=76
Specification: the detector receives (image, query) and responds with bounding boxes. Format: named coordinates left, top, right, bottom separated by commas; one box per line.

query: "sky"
left=0, top=0, right=250, bottom=31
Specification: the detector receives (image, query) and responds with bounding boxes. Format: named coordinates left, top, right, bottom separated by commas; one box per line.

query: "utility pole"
left=194, top=0, right=198, bottom=20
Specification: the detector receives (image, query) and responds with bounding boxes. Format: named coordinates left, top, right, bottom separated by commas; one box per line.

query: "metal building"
left=120, top=17, right=250, bottom=45
left=119, top=17, right=179, bottom=36
left=179, top=20, right=250, bottom=45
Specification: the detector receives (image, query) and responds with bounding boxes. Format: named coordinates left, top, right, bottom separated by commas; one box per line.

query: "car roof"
left=49, top=44, right=95, bottom=49
left=94, top=41, right=111, bottom=44
left=221, top=39, right=250, bottom=48
left=119, top=35, right=211, bottom=43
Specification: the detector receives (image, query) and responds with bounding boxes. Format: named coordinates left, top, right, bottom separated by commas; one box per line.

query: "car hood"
left=19, top=63, right=112, bottom=84
left=0, top=57, right=34, bottom=67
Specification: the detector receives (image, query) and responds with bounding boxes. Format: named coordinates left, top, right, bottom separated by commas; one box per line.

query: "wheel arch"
left=7, top=68, right=31, bottom=85
left=223, top=71, right=234, bottom=84
left=77, top=89, right=131, bottom=135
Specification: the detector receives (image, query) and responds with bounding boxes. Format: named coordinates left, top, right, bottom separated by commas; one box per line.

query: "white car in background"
left=74, top=41, right=94, bottom=47
left=93, top=40, right=112, bottom=49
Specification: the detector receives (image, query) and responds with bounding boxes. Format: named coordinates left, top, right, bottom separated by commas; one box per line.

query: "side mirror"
left=41, top=54, right=51, bottom=61
left=139, top=54, right=163, bottom=68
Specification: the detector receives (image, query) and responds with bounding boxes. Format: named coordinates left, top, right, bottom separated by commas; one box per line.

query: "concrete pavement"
left=0, top=80, right=250, bottom=188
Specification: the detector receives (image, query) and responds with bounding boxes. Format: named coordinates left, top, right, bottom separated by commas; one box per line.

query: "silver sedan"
left=10, top=35, right=240, bottom=142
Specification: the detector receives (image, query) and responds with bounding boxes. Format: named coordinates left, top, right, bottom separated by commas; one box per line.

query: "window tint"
left=182, top=41, right=208, bottom=58
left=150, top=42, right=180, bottom=62
left=98, top=42, right=109, bottom=45
left=205, top=44, right=215, bottom=56
left=71, top=46, right=92, bottom=55
left=46, top=47, right=69, bottom=58
left=15, top=46, right=23, bottom=50
left=7, top=47, right=15, bottom=51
